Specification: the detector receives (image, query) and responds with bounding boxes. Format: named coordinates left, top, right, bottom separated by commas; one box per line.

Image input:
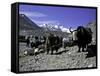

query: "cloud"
left=61, top=28, right=70, bottom=33
left=59, top=26, right=71, bottom=33
left=19, top=11, right=47, bottom=17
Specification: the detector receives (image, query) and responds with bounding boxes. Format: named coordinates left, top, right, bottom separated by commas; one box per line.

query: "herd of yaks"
left=19, top=26, right=94, bottom=56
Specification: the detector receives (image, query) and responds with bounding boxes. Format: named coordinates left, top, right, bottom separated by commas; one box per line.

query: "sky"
left=19, top=4, right=96, bottom=30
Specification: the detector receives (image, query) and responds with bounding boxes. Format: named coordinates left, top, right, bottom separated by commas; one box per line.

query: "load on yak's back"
left=69, top=26, right=93, bottom=52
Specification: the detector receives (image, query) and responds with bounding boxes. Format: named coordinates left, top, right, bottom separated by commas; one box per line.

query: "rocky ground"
left=19, top=43, right=96, bottom=72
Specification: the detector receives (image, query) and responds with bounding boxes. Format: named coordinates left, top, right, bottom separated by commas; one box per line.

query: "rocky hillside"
left=87, top=21, right=96, bottom=44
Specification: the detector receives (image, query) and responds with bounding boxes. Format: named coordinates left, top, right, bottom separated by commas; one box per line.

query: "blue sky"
left=19, top=4, right=96, bottom=29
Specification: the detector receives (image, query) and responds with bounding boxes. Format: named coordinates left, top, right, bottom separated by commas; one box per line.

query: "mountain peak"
left=19, top=14, right=41, bottom=30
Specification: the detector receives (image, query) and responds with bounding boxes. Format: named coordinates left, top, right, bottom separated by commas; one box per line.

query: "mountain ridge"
left=19, top=14, right=41, bottom=30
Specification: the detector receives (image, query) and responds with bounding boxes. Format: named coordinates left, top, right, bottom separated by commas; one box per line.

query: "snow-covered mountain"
left=19, top=14, right=71, bottom=34
left=38, top=23, right=71, bottom=33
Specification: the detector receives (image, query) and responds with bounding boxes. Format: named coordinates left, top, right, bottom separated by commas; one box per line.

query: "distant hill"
left=19, top=14, right=41, bottom=30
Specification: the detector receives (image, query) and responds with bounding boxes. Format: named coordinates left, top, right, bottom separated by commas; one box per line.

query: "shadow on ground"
left=55, top=50, right=69, bottom=55
left=86, top=45, right=97, bottom=58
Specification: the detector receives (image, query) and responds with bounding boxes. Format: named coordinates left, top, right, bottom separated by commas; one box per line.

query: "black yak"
left=46, top=33, right=62, bottom=54
left=69, top=26, right=92, bottom=52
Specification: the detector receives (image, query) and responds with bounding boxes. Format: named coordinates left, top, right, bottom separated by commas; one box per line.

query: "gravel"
left=19, top=43, right=96, bottom=72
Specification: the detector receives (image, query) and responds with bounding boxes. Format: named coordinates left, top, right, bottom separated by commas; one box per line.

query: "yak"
left=69, top=26, right=92, bottom=52
left=46, top=33, right=62, bottom=54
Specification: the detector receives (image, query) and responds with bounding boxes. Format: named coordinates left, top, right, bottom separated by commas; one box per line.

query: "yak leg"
left=47, top=48, right=50, bottom=54
left=82, top=45, right=86, bottom=52
left=56, top=47, right=58, bottom=53
left=51, top=47, right=54, bottom=55
left=78, top=46, right=81, bottom=52
left=84, top=45, right=88, bottom=52
left=82, top=47, right=84, bottom=52
left=56, top=49, right=58, bottom=53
